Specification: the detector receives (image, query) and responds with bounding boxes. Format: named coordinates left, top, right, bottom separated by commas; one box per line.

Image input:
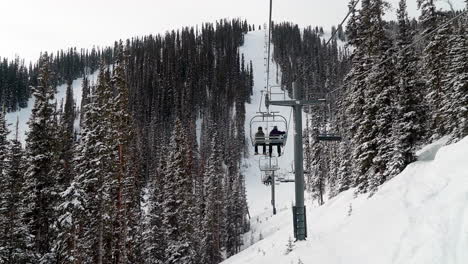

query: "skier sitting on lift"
left=269, top=126, right=285, bottom=157
left=255, top=127, right=266, bottom=155
left=263, top=175, right=272, bottom=185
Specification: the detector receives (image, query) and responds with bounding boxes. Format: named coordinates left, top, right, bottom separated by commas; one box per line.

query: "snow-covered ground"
left=225, top=135, right=468, bottom=264
left=226, top=30, right=468, bottom=264
left=5, top=72, right=98, bottom=143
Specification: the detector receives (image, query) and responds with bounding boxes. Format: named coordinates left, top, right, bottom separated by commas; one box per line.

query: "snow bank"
left=416, top=136, right=450, bottom=161
left=223, top=136, right=468, bottom=264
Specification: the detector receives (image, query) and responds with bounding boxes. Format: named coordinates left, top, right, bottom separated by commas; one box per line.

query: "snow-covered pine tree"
left=417, top=0, right=436, bottom=31
left=418, top=0, right=451, bottom=139
left=80, top=75, right=90, bottom=126
left=444, top=16, right=468, bottom=140
left=73, top=86, right=99, bottom=263
left=335, top=139, right=353, bottom=194
left=0, top=117, right=31, bottom=263
left=74, top=64, right=115, bottom=264
left=388, top=0, right=426, bottom=179
left=109, top=41, right=145, bottom=263
left=22, top=53, right=59, bottom=262
left=332, top=94, right=352, bottom=196
left=144, top=149, right=168, bottom=264
left=56, top=83, right=76, bottom=189
left=225, top=171, right=247, bottom=256
left=162, top=118, right=196, bottom=264
left=200, top=135, right=224, bottom=264
left=0, top=108, right=12, bottom=260
left=366, top=0, right=397, bottom=193
left=311, top=142, right=327, bottom=205
left=52, top=175, right=85, bottom=264
left=346, top=0, right=377, bottom=193
left=0, top=107, right=7, bottom=178
left=109, top=41, right=131, bottom=264
left=344, top=0, right=395, bottom=194
left=51, top=81, right=85, bottom=264
left=223, top=167, right=234, bottom=257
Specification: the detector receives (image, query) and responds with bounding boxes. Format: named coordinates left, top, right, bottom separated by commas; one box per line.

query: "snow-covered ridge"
left=223, top=136, right=468, bottom=264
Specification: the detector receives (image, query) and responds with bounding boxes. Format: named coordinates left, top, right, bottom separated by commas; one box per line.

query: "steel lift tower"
left=266, top=82, right=325, bottom=240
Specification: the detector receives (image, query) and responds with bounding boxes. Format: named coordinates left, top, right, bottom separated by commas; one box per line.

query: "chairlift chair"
left=316, top=133, right=342, bottom=142
left=316, top=96, right=342, bottom=142
left=250, top=112, right=288, bottom=148
left=259, top=156, right=280, bottom=172
left=261, top=171, right=274, bottom=185
left=279, top=177, right=295, bottom=183
left=278, top=171, right=295, bottom=183
left=268, top=85, right=287, bottom=101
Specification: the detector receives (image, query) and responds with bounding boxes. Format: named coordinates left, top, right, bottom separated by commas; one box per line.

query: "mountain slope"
left=225, top=132, right=468, bottom=263
left=5, top=73, right=98, bottom=143
left=227, top=26, right=468, bottom=264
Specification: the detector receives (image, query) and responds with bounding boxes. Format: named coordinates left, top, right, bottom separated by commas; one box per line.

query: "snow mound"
left=416, top=136, right=450, bottom=161
left=224, top=136, right=468, bottom=264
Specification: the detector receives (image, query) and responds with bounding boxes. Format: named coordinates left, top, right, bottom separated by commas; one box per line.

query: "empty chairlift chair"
left=316, top=98, right=342, bottom=142
left=316, top=133, right=342, bottom=142
left=259, top=156, right=280, bottom=172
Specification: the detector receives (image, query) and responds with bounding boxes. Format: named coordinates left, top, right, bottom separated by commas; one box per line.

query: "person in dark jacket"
left=264, top=175, right=272, bottom=185
left=254, top=127, right=266, bottom=155
left=269, top=126, right=285, bottom=157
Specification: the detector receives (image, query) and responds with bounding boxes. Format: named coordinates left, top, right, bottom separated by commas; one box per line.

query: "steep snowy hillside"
left=225, top=134, right=468, bottom=264
left=5, top=73, right=98, bottom=143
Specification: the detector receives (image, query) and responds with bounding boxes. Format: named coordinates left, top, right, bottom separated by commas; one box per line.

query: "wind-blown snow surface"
left=5, top=72, right=98, bottom=143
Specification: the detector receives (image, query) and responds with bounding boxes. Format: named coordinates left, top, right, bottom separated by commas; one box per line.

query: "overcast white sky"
left=0, top=0, right=464, bottom=63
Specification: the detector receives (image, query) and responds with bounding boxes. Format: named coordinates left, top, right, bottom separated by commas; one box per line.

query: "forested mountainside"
left=0, top=47, right=110, bottom=112
left=0, top=58, right=30, bottom=111
left=273, top=0, right=467, bottom=204
left=0, top=19, right=255, bottom=264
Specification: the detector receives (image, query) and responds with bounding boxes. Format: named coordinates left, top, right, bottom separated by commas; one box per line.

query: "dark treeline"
left=271, top=22, right=351, bottom=203
left=0, top=58, right=30, bottom=111
left=0, top=18, right=255, bottom=264
left=47, top=47, right=112, bottom=86
left=0, top=47, right=111, bottom=112
left=273, top=0, right=467, bottom=204
left=272, top=22, right=350, bottom=98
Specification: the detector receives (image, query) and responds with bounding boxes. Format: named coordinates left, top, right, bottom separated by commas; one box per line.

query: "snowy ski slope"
left=224, top=30, right=468, bottom=264
left=240, top=29, right=309, bottom=218
left=5, top=72, right=98, bottom=143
